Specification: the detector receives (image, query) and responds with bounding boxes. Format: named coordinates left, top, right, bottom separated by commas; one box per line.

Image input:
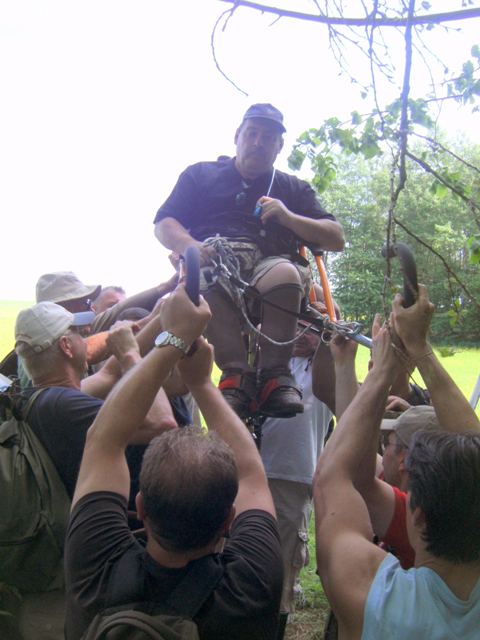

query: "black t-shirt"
left=24, top=387, right=146, bottom=501
left=154, top=157, right=335, bottom=256
left=65, top=492, right=283, bottom=640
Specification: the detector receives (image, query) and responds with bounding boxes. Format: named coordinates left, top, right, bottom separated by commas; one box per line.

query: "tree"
left=213, top=1, right=480, bottom=320
left=320, top=141, right=480, bottom=341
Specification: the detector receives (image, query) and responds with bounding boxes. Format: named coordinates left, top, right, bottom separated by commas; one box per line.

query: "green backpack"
left=82, top=550, right=223, bottom=640
left=0, top=388, right=71, bottom=593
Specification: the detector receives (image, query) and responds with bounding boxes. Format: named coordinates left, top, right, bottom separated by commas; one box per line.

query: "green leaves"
left=467, top=234, right=480, bottom=264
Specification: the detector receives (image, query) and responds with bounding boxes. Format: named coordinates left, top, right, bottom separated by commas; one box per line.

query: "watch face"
left=154, top=331, right=170, bottom=348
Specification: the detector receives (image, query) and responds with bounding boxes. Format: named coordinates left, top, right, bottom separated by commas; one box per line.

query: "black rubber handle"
left=184, top=246, right=200, bottom=306
left=381, top=242, right=418, bottom=308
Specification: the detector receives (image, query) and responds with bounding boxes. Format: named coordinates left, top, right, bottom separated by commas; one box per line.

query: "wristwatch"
left=154, top=330, right=190, bottom=355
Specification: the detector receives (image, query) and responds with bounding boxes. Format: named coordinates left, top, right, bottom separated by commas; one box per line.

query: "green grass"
left=0, top=301, right=33, bottom=360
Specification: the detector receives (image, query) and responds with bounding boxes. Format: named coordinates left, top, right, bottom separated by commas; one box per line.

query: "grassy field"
left=0, top=300, right=33, bottom=361
left=1, top=300, right=479, bottom=638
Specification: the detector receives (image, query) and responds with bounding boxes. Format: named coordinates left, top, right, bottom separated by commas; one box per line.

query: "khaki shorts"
left=200, top=240, right=311, bottom=321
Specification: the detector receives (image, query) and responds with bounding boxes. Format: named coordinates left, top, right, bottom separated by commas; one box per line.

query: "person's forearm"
left=334, top=359, right=359, bottom=419
left=81, top=355, right=123, bottom=399
left=312, top=343, right=336, bottom=414
left=135, top=314, right=163, bottom=356
left=190, top=381, right=265, bottom=480
left=414, top=346, right=480, bottom=432
left=155, top=217, right=197, bottom=255
left=113, top=281, right=174, bottom=315
left=283, top=215, right=345, bottom=251
left=319, top=367, right=391, bottom=481
left=389, top=369, right=412, bottom=402
left=85, top=332, right=110, bottom=364
left=129, top=386, right=177, bottom=444
left=88, top=346, right=182, bottom=448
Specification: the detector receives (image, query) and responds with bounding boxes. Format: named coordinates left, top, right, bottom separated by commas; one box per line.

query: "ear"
left=234, top=127, right=240, bottom=145
left=277, top=136, right=284, bottom=153
left=398, top=450, right=407, bottom=472
left=58, top=335, right=74, bottom=359
left=135, top=492, right=145, bottom=521
left=411, top=504, right=426, bottom=530
left=220, top=505, right=236, bottom=537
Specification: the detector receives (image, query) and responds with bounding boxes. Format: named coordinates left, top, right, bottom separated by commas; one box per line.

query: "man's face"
left=234, top=118, right=283, bottom=179
left=293, top=329, right=320, bottom=358
left=65, top=327, right=89, bottom=377
left=61, top=297, right=93, bottom=314
left=381, top=431, right=407, bottom=488
left=92, top=290, right=126, bottom=314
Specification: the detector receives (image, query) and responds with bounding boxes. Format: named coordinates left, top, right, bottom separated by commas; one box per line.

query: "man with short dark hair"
left=154, top=104, right=344, bottom=419
left=314, top=288, right=480, bottom=639
left=64, top=285, right=283, bottom=640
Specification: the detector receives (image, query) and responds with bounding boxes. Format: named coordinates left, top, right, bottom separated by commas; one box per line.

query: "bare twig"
left=410, top=133, right=480, bottom=176
left=406, top=150, right=480, bottom=223
left=211, top=7, right=249, bottom=96
left=218, top=1, right=480, bottom=27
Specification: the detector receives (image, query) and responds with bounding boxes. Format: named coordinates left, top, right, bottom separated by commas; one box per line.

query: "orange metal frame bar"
left=299, top=246, right=336, bottom=322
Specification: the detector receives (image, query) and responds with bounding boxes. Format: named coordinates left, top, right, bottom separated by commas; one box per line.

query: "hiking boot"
left=255, top=369, right=304, bottom=418
left=218, top=370, right=256, bottom=420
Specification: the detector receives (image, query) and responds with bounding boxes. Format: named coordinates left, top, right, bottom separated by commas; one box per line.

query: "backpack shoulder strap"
left=106, top=547, right=223, bottom=619
left=106, top=544, right=145, bottom=606
left=22, top=386, right=49, bottom=420
left=164, top=554, right=223, bottom=618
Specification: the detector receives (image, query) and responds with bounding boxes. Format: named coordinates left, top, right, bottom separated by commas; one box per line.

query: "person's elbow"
left=328, top=222, right=345, bottom=251
left=131, top=415, right=178, bottom=445
left=149, top=415, right=178, bottom=434
left=154, top=219, right=166, bottom=244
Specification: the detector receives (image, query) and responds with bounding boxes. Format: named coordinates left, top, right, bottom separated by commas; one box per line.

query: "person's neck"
left=234, top=158, right=270, bottom=182
left=146, top=537, right=218, bottom=569
left=33, top=368, right=82, bottom=390
left=415, top=549, right=480, bottom=600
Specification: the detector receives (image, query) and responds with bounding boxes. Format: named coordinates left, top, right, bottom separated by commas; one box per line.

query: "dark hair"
left=139, top=427, right=238, bottom=552
left=406, top=430, right=480, bottom=563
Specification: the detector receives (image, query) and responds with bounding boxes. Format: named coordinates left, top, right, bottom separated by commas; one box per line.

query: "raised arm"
left=330, top=334, right=359, bottom=419
left=392, top=284, right=479, bottom=433
left=177, top=338, right=275, bottom=518
left=314, top=328, right=398, bottom=639
left=310, top=340, right=336, bottom=414
left=72, top=286, right=211, bottom=507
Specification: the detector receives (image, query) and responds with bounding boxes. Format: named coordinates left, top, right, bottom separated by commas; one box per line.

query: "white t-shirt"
left=260, top=356, right=333, bottom=485
left=363, top=553, right=480, bottom=639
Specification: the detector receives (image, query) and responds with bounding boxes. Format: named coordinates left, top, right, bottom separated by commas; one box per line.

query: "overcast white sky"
left=1, top=0, right=479, bottom=300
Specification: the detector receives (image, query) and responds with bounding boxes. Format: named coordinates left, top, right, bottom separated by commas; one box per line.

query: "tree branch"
left=406, top=150, right=480, bottom=221
left=218, top=1, right=480, bottom=27
left=410, top=132, right=480, bottom=176
left=211, top=7, right=249, bottom=96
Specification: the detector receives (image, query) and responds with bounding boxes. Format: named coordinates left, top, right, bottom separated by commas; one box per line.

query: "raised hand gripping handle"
left=381, top=242, right=418, bottom=308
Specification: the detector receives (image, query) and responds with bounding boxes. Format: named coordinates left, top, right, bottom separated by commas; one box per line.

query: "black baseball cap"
left=241, top=103, right=286, bottom=133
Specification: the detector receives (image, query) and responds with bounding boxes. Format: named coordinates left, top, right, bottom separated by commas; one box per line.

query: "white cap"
left=15, top=302, right=95, bottom=353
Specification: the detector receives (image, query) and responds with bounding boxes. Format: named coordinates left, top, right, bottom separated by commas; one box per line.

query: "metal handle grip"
left=381, top=242, right=418, bottom=308
left=184, top=246, right=200, bottom=306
